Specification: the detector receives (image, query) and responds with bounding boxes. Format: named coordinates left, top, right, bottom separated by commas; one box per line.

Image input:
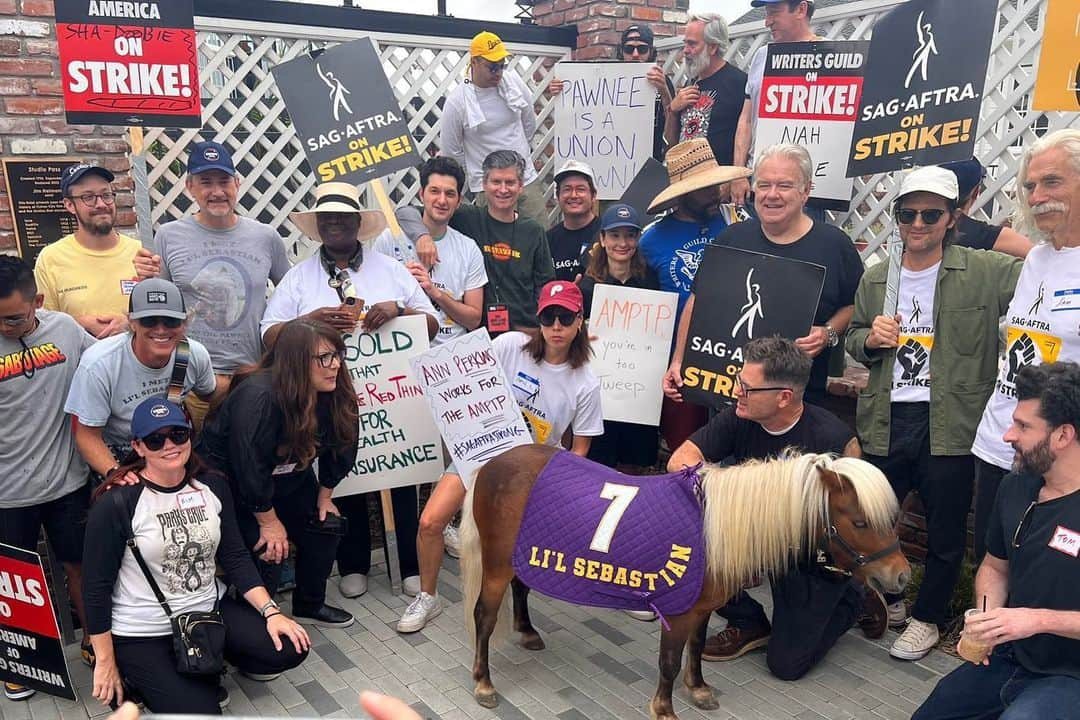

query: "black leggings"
left=336, top=487, right=420, bottom=578
left=113, top=595, right=307, bottom=714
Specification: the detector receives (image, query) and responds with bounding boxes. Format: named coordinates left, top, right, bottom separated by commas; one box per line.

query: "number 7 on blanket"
left=588, top=482, right=639, bottom=553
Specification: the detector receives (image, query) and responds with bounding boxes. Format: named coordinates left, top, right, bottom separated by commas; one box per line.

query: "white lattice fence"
left=657, top=0, right=1079, bottom=259
left=144, top=19, right=570, bottom=261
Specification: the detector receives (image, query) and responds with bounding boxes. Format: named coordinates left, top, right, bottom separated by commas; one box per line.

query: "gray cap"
left=554, top=159, right=596, bottom=188
left=128, top=278, right=187, bottom=320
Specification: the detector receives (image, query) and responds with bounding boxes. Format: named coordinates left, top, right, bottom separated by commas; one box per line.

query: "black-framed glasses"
left=622, top=43, right=652, bottom=56
left=896, top=208, right=947, bottom=225
left=141, top=427, right=191, bottom=451
left=1, top=307, right=33, bottom=327
left=538, top=308, right=578, bottom=327
left=137, top=316, right=184, bottom=329
left=735, top=374, right=791, bottom=395
left=67, top=191, right=116, bottom=206
left=313, top=349, right=346, bottom=368
left=1012, top=500, right=1037, bottom=548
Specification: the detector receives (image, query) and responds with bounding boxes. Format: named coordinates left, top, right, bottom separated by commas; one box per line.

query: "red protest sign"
left=55, top=1, right=201, bottom=128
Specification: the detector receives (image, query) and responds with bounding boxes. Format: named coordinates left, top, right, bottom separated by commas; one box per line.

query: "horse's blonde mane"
left=700, top=452, right=898, bottom=597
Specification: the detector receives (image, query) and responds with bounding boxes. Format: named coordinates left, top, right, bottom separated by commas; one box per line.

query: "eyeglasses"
left=141, top=427, right=191, bottom=451
left=1012, top=500, right=1037, bottom=548
left=480, top=60, right=505, bottom=73
left=313, top=349, right=346, bottom=368
left=622, top=43, right=652, bottom=56
left=538, top=308, right=578, bottom=327
left=896, top=208, right=947, bottom=225
left=67, top=191, right=116, bottom=206
left=137, top=316, right=184, bottom=329
left=735, top=374, right=791, bottom=395
left=0, top=308, right=33, bottom=327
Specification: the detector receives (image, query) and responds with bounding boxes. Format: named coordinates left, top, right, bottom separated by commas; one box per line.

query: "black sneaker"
left=4, top=683, right=35, bottom=701
left=217, top=685, right=230, bottom=710
left=292, top=603, right=354, bottom=628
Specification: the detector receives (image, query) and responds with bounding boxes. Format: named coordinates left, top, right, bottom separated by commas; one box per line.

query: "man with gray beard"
left=664, top=13, right=746, bottom=166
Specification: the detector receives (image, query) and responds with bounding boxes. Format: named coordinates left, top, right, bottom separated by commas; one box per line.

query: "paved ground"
left=3, top=556, right=959, bottom=720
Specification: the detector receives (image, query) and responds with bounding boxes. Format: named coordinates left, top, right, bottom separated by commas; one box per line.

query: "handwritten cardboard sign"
left=755, top=41, right=868, bottom=211
left=336, top=315, right=442, bottom=496
left=55, top=0, right=201, bottom=127
left=0, top=543, right=76, bottom=701
left=409, top=328, right=531, bottom=483
left=553, top=62, right=655, bottom=200
left=272, top=38, right=420, bottom=185
left=589, top=285, right=678, bottom=425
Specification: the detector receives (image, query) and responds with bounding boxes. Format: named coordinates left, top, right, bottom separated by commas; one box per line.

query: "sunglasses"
left=1012, top=500, right=1037, bottom=548
left=622, top=43, right=652, bottom=55
left=735, top=374, right=791, bottom=395
left=538, top=308, right=579, bottom=327
left=137, top=316, right=184, bottom=329
left=313, top=349, right=346, bottom=368
left=480, top=60, right=505, bottom=73
left=141, top=427, right=191, bottom=451
left=896, top=208, right=947, bottom=225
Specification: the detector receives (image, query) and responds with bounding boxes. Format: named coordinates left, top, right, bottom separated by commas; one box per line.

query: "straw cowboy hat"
left=647, top=138, right=753, bottom=215
left=290, top=182, right=388, bottom=244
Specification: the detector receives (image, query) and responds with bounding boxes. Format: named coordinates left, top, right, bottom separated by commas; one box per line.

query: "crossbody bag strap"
left=110, top=489, right=173, bottom=617
left=167, top=340, right=191, bottom=406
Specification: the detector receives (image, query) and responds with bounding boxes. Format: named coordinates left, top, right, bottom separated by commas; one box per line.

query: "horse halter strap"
left=820, top=521, right=901, bottom=575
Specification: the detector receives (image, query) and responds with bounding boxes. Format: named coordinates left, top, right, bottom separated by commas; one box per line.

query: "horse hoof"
left=649, top=702, right=678, bottom=720
left=475, top=691, right=499, bottom=709
left=520, top=633, right=546, bottom=651
left=689, top=687, right=719, bottom=711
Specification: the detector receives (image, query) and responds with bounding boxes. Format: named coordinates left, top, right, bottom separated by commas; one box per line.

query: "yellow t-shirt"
left=34, top=233, right=141, bottom=319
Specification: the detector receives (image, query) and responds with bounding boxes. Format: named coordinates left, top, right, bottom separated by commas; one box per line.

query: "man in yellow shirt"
left=34, top=164, right=151, bottom=338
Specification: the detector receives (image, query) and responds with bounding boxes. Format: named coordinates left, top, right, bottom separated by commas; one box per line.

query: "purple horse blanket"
left=511, top=451, right=705, bottom=622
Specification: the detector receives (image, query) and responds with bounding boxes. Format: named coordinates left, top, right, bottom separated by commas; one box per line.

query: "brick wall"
left=533, top=0, right=688, bottom=60
left=0, top=0, right=135, bottom=253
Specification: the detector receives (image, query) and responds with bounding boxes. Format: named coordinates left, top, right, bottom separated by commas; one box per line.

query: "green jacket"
left=846, top=245, right=1021, bottom=456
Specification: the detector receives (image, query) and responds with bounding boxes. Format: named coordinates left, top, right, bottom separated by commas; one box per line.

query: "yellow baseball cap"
left=470, top=31, right=510, bottom=62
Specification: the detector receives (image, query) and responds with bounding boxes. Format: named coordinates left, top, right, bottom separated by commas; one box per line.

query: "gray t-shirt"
left=0, top=311, right=95, bottom=507
left=157, top=216, right=290, bottom=373
left=65, top=333, right=216, bottom=449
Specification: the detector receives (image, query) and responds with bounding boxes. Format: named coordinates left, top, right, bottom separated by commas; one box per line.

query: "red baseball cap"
left=537, top=281, right=584, bottom=314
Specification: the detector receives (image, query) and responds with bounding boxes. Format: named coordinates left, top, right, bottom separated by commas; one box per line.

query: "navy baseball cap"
left=601, top=203, right=642, bottom=231
left=186, top=141, right=236, bottom=176
left=131, top=398, right=190, bottom=440
left=751, top=0, right=814, bottom=6
left=939, top=158, right=986, bottom=200
left=60, top=164, right=115, bottom=195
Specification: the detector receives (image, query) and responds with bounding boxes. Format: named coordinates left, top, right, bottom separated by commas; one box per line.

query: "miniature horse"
left=459, top=444, right=910, bottom=720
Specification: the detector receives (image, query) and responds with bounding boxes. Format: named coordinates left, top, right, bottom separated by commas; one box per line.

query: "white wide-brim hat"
left=290, top=181, right=388, bottom=244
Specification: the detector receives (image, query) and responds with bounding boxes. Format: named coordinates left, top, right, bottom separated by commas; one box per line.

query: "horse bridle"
left=817, top=516, right=901, bottom=577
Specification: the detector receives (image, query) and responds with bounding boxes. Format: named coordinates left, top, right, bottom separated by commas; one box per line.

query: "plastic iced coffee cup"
left=956, top=608, right=991, bottom=664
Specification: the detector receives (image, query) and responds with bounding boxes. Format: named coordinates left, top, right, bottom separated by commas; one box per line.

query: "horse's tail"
left=459, top=470, right=511, bottom=649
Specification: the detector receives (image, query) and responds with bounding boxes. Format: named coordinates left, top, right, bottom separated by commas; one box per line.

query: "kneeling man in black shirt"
left=668, top=336, right=887, bottom=680
left=914, top=362, right=1080, bottom=720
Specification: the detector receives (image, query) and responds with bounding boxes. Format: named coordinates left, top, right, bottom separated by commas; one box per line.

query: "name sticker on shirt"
left=513, top=371, right=540, bottom=399
left=1048, top=525, right=1080, bottom=558
left=272, top=462, right=298, bottom=476
left=1051, top=289, right=1080, bottom=313
left=177, top=490, right=206, bottom=510
left=120, top=279, right=137, bottom=296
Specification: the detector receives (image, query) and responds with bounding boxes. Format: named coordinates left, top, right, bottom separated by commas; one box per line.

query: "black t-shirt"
left=986, top=472, right=1080, bottom=680
left=547, top=217, right=601, bottom=282
left=689, top=402, right=854, bottom=463
left=954, top=214, right=1003, bottom=252
left=678, top=62, right=748, bottom=165
left=715, top=220, right=864, bottom=393
left=653, top=75, right=677, bottom=161
left=579, top=265, right=661, bottom=319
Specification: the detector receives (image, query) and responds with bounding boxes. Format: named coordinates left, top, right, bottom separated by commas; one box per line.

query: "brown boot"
left=702, top=623, right=771, bottom=661
left=857, top=587, right=888, bottom=639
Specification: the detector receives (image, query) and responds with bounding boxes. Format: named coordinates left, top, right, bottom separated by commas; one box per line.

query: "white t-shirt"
left=973, top=244, right=1080, bottom=469
left=891, top=262, right=939, bottom=403
left=65, top=333, right=216, bottom=448
left=493, top=331, right=603, bottom=446
left=372, top=226, right=488, bottom=345
left=260, top=248, right=438, bottom=336
left=745, top=45, right=768, bottom=164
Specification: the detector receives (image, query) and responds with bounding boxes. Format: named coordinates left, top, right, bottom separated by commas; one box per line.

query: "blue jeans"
left=913, top=643, right=1080, bottom=719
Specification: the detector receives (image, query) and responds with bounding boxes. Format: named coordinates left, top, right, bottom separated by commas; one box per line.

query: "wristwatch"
left=824, top=324, right=839, bottom=348
left=259, top=599, right=281, bottom=618
left=395, top=300, right=406, bottom=317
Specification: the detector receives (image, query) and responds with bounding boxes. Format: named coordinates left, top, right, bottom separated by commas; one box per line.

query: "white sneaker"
left=889, top=618, right=939, bottom=660
left=887, top=601, right=910, bottom=629
left=443, top=524, right=461, bottom=558
left=397, top=592, right=441, bottom=633
left=402, top=575, right=422, bottom=597
left=624, top=609, right=657, bottom=621
left=339, top=573, right=368, bottom=598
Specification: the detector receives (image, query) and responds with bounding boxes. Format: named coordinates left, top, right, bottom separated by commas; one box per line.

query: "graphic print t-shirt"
left=891, top=262, right=938, bottom=402
left=678, top=63, right=748, bottom=166
left=973, top=244, right=1080, bottom=469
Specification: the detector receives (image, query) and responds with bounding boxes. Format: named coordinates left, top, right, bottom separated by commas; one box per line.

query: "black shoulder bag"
left=112, top=489, right=226, bottom=676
